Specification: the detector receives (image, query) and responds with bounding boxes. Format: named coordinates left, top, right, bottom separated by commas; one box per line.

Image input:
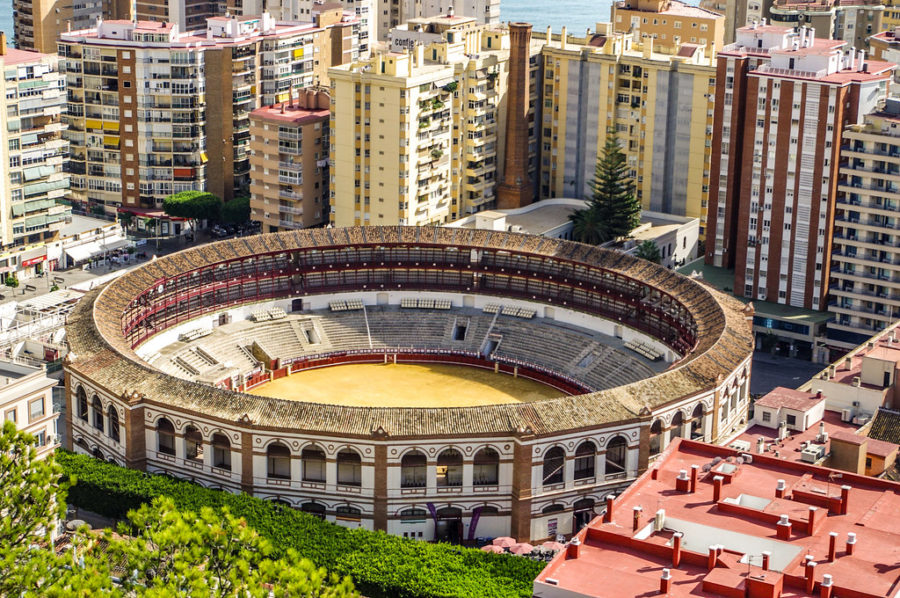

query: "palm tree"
left=634, top=240, right=661, bottom=263
left=569, top=208, right=607, bottom=245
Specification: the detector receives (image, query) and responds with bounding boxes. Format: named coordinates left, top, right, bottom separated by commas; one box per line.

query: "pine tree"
left=570, top=131, right=641, bottom=245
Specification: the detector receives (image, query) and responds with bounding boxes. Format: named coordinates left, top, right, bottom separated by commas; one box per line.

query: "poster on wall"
left=548, top=518, right=557, bottom=538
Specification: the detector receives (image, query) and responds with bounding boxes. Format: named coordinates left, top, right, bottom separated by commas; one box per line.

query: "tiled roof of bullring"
left=65, top=227, right=754, bottom=438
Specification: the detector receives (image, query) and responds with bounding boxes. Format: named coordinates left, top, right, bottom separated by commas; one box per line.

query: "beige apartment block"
left=59, top=11, right=359, bottom=215
left=611, top=0, right=725, bottom=55
left=830, top=98, right=900, bottom=348
left=0, top=45, right=71, bottom=279
left=250, top=89, right=330, bottom=232
left=768, top=0, right=884, bottom=51
left=538, top=25, right=715, bottom=228
left=329, top=17, right=541, bottom=227
left=1, top=360, right=59, bottom=460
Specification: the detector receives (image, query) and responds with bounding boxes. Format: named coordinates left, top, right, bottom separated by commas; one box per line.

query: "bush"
left=5, top=275, right=18, bottom=289
left=58, top=452, right=543, bottom=598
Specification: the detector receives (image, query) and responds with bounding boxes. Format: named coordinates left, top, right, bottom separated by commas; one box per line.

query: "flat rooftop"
left=678, top=259, right=832, bottom=325
left=731, top=409, right=860, bottom=465
left=60, top=214, right=118, bottom=238
left=535, top=438, right=900, bottom=598
left=0, top=360, right=41, bottom=379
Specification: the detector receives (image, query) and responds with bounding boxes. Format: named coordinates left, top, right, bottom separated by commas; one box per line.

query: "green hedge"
left=58, top=452, right=543, bottom=598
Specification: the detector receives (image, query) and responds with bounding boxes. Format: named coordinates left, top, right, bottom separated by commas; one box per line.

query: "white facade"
left=0, top=360, right=58, bottom=459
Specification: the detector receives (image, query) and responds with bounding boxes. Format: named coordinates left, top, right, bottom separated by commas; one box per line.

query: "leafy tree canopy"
left=0, top=422, right=358, bottom=597
left=221, top=196, right=251, bottom=225
left=162, top=191, right=221, bottom=222
left=634, top=240, right=661, bottom=264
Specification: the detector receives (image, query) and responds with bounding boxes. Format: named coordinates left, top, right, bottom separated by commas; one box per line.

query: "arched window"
left=473, top=448, right=499, bottom=486
left=478, top=505, right=500, bottom=515
left=77, top=387, right=88, bottom=421
left=574, top=441, right=596, bottom=480
left=184, top=426, right=203, bottom=461
left=301, top=502, right=326, bottom=519
left=157, top=418, right=175, bottom=456
left=691, top=403, right=705, bottom=440
left=92, top=447, right=104, bottom=460
left=542, top=447, right=565, bottom=486
left=267, top=443, right=291, bottom=479
left=542, top=504, right=565, bottom=515
left=107, top=406, right=120, bottom=442
left=649, top=419, right=663, bottom=456
left=400, top=450, right=426, bottom=488
left=606, top=436, right=627, bottom=476
left=302, top=446, right=326, bottom=482
left=436, top=449, right=462, bottom=487
left=91, top=396, right=104, bottom=432
left=212, top=433, right=231, bottom=470
left=670, top=412, right=684, bottom=439
left=337, top=450, right=362, bottom=486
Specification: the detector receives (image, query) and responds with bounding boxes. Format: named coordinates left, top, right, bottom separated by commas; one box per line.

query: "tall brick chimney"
left=496, top=22, right=534, bottom=209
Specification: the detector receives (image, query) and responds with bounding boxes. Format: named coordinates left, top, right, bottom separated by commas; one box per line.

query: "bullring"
left=64, top=226, right=754, bottom=542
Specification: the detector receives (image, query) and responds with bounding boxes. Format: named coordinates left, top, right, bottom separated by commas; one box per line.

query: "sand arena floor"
left=246, top=362, right=562, bottom=407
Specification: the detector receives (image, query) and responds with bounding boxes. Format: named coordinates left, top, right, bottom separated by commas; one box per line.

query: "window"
left=401, top=451, right=426, bottom=488
left=762, top=411, right=771, bottom=423
left=91, top=396, right=102, bottom=431
left=29, top=398, right=45, bottom=422
left=574, top=441, right=596, bottom=480
left=302, top=447, right=327, bottom=482
left=436, top=449, right=463, bottom=487
left=184, top=426, right=203, bottom=461
left=157, top=418, right=175, bottom=456
left=267, top=443, right=292, bottom=479
left=473, top=448, right=499, bottom=485
left=337, top=450, right=362, bottom=486
left=107, top=406, right=119, bottom=442
left=77, top=387, right=88, bottom=421
left=542, top=447, right=565, bottom=486
left=649, top=419, right=663, bottom=456
left=301, top=502, right=326, bottom=519
left=786, top=414, right=796, bottom=426
left=4, top=408, right=14, bottom=423
left=606, top=436, right=627, bottom=475
left=336, top=505, right=361, bottom=520
left=212, top=433, right=231, bottom=470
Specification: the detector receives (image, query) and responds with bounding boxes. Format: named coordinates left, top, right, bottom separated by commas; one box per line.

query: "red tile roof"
left=755, top=387, right=825, bottom=412
left=535, top=438, right=900, bottom=598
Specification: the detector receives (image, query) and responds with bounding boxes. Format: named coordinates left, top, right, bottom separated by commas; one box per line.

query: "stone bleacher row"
left=155, top=306, right=662, bottom=392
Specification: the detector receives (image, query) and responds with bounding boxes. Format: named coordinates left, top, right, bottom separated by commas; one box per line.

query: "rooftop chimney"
left=828, top=531, right=838, bottom=561
left=567, top=537, right=581, bottom=559
left=496, top=23, right=535, bottom=209
left=713, top=475, right=724, bottom=502
left=775, top=479, right=786, bottom=499
left=821, top=574, right=834, bottom=598
left=633, top=506, right=643, bottom=532
left=707, top=545, right=717, bottom=571
left=676, top=469, right=690, bottom=492
left=805, top=561, right=818, bottom=594
left=846, top=532, right=857, bottom=555
left=808, top=506, right=820, bottom=535
left=841, top=485, right=851, bottom=515
left=604, top=494, right=615, bottom=523
left=560, top=26, right=568, bottom=50
left=690, top=464, right=699, bottom=493
left=776, top=514, right=792, bottom=540
left=761, top=551, right=771, bottom=571
left=672, top=532, right=683, bottom=567
left=659, top=569, right=672, bottom=595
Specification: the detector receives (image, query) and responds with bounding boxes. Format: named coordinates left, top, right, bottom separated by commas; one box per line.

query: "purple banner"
left=467, top=506, right=484, bottom=541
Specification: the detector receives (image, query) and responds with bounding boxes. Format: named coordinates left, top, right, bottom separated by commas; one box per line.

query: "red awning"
left=117, top=206, right=188, bottom=221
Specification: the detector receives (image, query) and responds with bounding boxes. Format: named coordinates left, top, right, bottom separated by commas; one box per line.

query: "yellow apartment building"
left=538, top=25, right=715, bottom=229
left=611, top=0, right=725, bottom=55
left=329, top=17, right=540, bottom=227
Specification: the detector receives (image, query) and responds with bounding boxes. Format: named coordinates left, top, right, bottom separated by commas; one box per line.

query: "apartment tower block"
left=706, top=23, right=894, bottom=310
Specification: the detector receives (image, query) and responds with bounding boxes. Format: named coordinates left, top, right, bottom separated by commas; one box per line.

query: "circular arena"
left=65, top=226, right=754, bottom=543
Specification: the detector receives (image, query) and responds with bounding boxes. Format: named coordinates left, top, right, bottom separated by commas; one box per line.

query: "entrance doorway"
left=573, top=498, right=595, bottom=532
left=435, top=506, right=463, bottom=543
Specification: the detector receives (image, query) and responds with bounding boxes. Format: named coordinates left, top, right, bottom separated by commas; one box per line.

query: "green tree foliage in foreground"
left=0, top=420, right=67, bottom=594
left=58, top=452, right=544, bottom=598
left=570, top=131, right=641, bottom=245
left=634, top=240, right=661, bottom=264
left=0, top=422, right=357, bottom=597
left=162, top=190, right=222, bottom=223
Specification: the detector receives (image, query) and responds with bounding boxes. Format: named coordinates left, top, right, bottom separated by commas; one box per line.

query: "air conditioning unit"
left=852, top=401, right=860, bottom=407
left=841, top=408, right=853, bottom=422
left=852, top=376, right=861, bottom=387
left=855, top=415, right=870, bottom=426
left=801, top=445, right=825, bottom=463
